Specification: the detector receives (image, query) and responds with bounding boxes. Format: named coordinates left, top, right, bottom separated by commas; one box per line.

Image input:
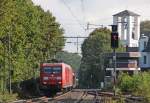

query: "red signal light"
left=111, top=32, right=119, bottom=48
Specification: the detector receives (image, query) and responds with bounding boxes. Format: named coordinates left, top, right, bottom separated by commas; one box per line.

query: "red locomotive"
left=40, top=62, right=75, bottom=93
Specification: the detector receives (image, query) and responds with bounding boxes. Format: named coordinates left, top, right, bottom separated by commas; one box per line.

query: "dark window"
left=105, top=70, right=111, bottom=76
left=53, top=67, right=61, bottom=73
left=124, top=23, right=127, bottom=29
left=132, top=32, right=135, bottom=39
left=144, top=42, right=147, bottom=48
left=144, top=56, right=147, bottom=64
left=43, top=67, right=53, bottom=73
left=43, top=66, right=62, bottom=74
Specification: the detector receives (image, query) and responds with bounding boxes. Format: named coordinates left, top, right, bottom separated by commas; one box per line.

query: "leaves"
left=79, top=28, right=126, bottom=88
left=140, top=20, right=150, bottom=37
left=118, top=72, right=150, bottom=102
left=79, top=28, right=112, bottom=88
left=0, top=0, right=65, bottom=92
left=56, top=51, right=81, bottom=72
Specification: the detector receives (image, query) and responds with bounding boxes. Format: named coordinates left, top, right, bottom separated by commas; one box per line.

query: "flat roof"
left=105, top=52, right=141, bottom=58
left=106, top=68, right=140, bottom=71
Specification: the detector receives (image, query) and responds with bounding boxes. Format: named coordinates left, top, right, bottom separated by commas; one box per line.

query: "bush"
left=118, top=72, right=150, bottom=102
left=0, top=91, right=18, bottom=103
left=135, top=72, right=150, bottom=102
left=118, top=73, right=136, bottom=93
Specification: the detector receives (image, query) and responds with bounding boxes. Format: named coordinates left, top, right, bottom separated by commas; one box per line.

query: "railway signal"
left=111, top=32, right=119, bottom=48
left=111, top=25, right=118, bottom=32
left=111, top=25, right=119, bottom=48
left=110, top=25, right=119, bottom=96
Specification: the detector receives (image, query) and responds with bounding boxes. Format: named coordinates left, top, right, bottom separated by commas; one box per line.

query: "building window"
left=144, top=41, right=147, bottom=48
left=124, top=18, right=127, bottom=29
left=132, top=32, right=135, bottom=39
left=144, top=56, right=147, bottom=64
left=105, top=70, right=111, bottom=76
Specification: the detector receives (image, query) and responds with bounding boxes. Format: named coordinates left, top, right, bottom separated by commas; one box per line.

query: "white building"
left=105, top=10, right=142, bottom=87
left=113, top=10, right=140, bottom=47
left=111, top=10, right=141, bottom=71
left=112, top=10, right=150, bottom=70
left=139, top=35, right=150, bottom=70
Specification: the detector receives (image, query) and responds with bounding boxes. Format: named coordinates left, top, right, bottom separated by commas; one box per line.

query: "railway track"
left=49, top=89, right=87, bottom=103
left=125, top=96, right=145, bottom=103
left=12, top=90, right=72, bottom=103
left=13, top=89, right=132, bottom=103
left=49, top=89, right=113, bottom=103
left=86, top=90, right=113, bottom=103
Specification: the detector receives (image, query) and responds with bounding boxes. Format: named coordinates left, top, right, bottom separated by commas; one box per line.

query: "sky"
left=32, top=0, right=150, bottom=53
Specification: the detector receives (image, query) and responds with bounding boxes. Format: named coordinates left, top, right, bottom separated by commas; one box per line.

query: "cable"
left=62, top=0, right=86, bottom=31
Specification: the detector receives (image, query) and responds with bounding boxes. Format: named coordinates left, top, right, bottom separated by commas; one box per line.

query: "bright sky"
left=32, top=0, right=150, bottom=53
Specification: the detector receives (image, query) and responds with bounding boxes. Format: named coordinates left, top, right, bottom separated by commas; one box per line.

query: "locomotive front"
left=40, top=63, right=62, bottom=92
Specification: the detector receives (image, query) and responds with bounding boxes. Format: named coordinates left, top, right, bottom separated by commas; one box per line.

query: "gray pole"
left=113, top=49, right=116, bottom=96
left=77, top=37, right=79, bottom=54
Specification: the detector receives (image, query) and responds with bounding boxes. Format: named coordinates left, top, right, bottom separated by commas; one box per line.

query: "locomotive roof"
left=41, top=62, right=72, bottom=68
left=41, top=62, right=63, bottom=65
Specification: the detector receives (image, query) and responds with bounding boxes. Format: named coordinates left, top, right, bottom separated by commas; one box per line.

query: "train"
left=39, top=61, right=76, bottom=93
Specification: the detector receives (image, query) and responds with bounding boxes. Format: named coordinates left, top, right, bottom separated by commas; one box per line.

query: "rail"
left=13, top=89, right=146, bottom=103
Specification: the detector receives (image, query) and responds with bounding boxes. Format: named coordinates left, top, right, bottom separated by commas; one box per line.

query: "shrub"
left=0, top=91, right=18, bottom=103
left=118, top=72, right=150, bottom=102
left=118, top=73, right=136, bottom=93
left=135, top=72, right=150, bottom=102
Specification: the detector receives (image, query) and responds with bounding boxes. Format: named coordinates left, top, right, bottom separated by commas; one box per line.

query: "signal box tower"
left=113, top=10, right=140, bottom=48
left=104, top=10, right=141, bottom=89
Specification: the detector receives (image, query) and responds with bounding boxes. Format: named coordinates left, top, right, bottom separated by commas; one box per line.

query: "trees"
left=0, top=0, right=65, bottom=93
left=79, top=28, right=112, bottom=88
left=140, top=20, right=150, bottom=37
left=79, top=27, right=125, bottom=88
left=56, top=51, right=81, bottom=72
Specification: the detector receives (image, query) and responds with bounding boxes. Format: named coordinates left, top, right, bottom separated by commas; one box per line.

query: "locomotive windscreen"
left=43, top=66, right=62, bottom=74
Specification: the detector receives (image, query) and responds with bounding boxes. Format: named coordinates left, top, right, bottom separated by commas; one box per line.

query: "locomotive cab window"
left=43, top=66, right=62, bottom=74
left=43, top=67, right=53, bottom=73
left=53, top=67, right=62, bottom=73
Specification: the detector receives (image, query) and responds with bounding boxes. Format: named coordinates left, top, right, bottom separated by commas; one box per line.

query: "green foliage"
left=79, top=28, right=112, bottom=88
left=135, top=72, right=150, bottom=102
left=118, top=73, right=141, bottom=92
left=56, top=51, right=81, bottom=72
left=118, top=72, right=150, bottom=102
left=0, top=91, right=18, bottom=103
left=0, top=0, right=65, bottom=94
left=79, top=27, right=126, bottom=88
left=140, top=20, right=150, bottom=37
left=79, top=28, right=125, bottom=88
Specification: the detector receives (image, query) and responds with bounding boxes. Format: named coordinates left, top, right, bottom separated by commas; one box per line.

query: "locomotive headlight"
left=58, top=82, right=62, bottom=84
left=43, top=82, right=47, bottom=84
left=56, top=77, right=62, bottom=80
left=43, top=77, right=49, bottom=80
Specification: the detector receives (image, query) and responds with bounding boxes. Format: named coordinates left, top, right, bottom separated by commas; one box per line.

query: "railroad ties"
left=12, top=89, right=145, bottom=103
left=49, top=89, right=113, bottom=103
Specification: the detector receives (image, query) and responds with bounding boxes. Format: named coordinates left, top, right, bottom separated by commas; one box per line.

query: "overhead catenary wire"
left=61, top=0, right=86, bottom=31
